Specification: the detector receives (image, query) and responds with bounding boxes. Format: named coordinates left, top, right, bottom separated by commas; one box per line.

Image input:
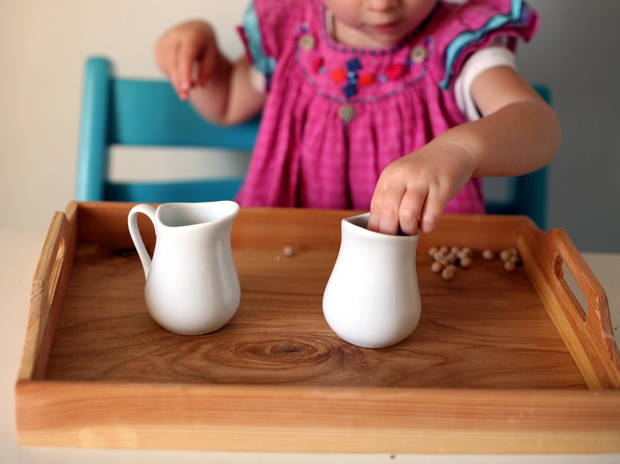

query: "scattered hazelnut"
left=509, top=246, right=518, bottom=256
left=441, top=266, right=455, bottom=281
left=504, top=260, right=516, bottom=272
left=283, top=245, right=295, bottom=257
left=430, top=244, right=521, bottom=278
left=499, top=249, right=512, bottom=262
left=431, top=261, right=444, bottom=273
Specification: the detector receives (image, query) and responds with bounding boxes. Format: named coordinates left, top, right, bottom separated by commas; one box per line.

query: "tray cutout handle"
left=19, top=211, right=73, bottom=380
left=553, top=256, right=589, bottom=323
left=546, top=228, right=620, bottom=389
left=552, top=230, right=608, bottom=333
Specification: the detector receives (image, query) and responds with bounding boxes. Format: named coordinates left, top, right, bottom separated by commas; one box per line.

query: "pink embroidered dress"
left=236, top=0, right=539, bottom=212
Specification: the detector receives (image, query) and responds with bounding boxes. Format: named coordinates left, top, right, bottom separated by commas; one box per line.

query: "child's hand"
left=155, top=20, right=219, bottom=100
left=368, top=140, right=476, bottom=236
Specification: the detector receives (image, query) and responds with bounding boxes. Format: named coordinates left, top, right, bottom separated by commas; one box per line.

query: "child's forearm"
left=189, top=54, right=265, bottom=126
left=435, top=97, right=561, bottom=178
left=187, top=49, right=232, bottom=123
left=367, top=67, right=560, bottom=236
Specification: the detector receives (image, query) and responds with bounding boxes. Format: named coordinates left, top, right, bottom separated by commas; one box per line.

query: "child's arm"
left=155, top=20, right=266, bottom=125
left=367, top=66, right=561, bottom=236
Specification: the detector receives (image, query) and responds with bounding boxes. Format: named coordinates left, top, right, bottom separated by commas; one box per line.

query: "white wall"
left=1, top=0, right=619, bottom=252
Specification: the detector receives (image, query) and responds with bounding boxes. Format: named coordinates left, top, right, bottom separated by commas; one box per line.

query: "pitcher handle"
left=128, top=204, right=157, bottom=279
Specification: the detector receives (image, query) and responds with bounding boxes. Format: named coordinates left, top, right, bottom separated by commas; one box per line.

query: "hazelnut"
left=504, top=260, right=516, bottom=272
left=441, top=266, right=455, bottom=281
left=431, top=261, right=444, bottom=273
left=283, top=245, right=295, bottom=257
left=499, top=249, right=512, bottom=262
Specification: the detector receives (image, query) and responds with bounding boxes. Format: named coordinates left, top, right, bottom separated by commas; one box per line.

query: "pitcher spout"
left=156, top=201, right=239, bottom=229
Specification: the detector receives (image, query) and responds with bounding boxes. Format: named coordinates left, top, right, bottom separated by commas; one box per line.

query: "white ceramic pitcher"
left=323, top=213, right=421, bottom=348
left=128, top=201, right=240, bottom=336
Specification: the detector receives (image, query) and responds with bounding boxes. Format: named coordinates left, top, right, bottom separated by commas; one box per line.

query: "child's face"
left=324, top=0, right=438, bottom=48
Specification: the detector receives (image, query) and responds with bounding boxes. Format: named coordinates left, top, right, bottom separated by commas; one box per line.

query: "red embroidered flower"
left=312, top=57, right=324, bottom=73
left=385, top=63, right=405, bottom=80
left=331, top=68, right=347, bottom=83
left=358, top=73, right=375, bottom=87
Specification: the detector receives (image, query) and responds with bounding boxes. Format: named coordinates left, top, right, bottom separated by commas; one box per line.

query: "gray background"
left=518, top=0, right=620, bottom=252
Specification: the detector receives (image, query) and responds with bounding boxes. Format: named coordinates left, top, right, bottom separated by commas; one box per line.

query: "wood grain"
left=43, top=207, right=585, bottom=389
left=16, top=381, right=620, bottom=452
left=520, top=220, right=620, bottom=389
left=18, top=203, right=77, bottom=380
left=15, top=202, right=620, bottom=453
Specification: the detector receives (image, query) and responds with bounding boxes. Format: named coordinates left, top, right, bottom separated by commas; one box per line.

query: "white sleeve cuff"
left=454, top=45, right=517, bottom=121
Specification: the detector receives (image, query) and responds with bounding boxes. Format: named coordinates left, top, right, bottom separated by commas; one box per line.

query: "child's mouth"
left=371, top=20, right=401, bottom=34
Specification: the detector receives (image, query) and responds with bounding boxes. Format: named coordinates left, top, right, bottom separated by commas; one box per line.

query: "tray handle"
left=528, top=226, right=620, bottom=389
left=18, top=211, right=73, bottom=380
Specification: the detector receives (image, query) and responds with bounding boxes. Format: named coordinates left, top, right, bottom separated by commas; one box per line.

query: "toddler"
left=155, top=0, right=560, bottom=235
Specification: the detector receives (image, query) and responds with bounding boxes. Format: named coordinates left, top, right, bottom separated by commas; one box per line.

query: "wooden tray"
left=15, top=202, right=620, bottom=453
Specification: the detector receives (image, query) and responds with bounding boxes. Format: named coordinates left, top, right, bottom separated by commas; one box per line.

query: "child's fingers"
left=397, top=189, right=425, bottom=235
left=169, top=66, right=189, bottom=101
left=368, top=182, right=387, bottom=232
left=419, top=190, right=446, bottom=234
left=372, top=188, right=406, bottom=236
left=177, top=44, right=198, bottom=94
left=156, top=38, right=185, bottom=98
left=367, top=201, right=382, bottom=233
left=161, top=43, right=188, bottom=100
left=197, top=44, right=217, bottom=86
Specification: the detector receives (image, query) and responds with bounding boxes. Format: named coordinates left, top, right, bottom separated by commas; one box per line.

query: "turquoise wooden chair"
left=76, top=56, right=259, bottom=204
left=76, top=56, right=549, bottom=228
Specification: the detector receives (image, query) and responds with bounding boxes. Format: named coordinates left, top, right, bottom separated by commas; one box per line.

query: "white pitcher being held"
left=128, top=201, right=240, bottom=336
left=323, top=212, right=421, bottom=348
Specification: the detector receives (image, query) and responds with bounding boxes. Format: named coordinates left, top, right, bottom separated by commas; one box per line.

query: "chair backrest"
left=76, top=56, right=549, bottom=228
left=76, top=56, right=260, bottom=203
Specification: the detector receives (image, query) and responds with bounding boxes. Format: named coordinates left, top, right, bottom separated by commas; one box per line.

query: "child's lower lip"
left=371, top=21, right=400, bottom=33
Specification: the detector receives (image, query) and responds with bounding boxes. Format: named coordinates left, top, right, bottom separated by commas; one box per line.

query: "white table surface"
left=1, top=227, right=619, bottom=464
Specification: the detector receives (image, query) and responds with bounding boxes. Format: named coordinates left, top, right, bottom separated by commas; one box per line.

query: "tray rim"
left=14, top=201, right=620, bottom=454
